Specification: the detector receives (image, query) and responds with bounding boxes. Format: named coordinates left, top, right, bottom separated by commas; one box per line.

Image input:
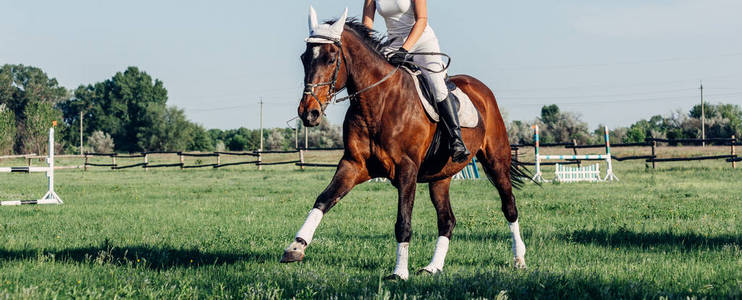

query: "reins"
left=303, top=36, right=452, bottom=115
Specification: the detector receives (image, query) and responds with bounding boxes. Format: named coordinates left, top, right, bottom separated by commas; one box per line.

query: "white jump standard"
left=1, top=127, right=63, bottom=206
left=531, top=125, right=618, bottom=183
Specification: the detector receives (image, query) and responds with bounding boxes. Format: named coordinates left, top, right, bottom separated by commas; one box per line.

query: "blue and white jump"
left=531, top=125, right=618, bottom=183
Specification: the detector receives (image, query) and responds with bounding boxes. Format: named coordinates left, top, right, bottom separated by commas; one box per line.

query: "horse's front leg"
left=387, top=159, right=419, bottom=280
left=281, top=159, right=369, bottom=263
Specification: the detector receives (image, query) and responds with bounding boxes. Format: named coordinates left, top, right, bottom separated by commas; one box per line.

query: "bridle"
left=302, top=36, right=349, bottom=116
left=302, top=35, right=451, bottom=116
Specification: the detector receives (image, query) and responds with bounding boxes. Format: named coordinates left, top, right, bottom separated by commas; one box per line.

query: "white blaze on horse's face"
left=305, top=6, right=348, bottom=44
left=312, top=46, right=321, bottom=60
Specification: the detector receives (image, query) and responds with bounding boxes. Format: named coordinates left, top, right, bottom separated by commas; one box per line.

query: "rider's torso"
left=375, top=0, right=436, bottom=43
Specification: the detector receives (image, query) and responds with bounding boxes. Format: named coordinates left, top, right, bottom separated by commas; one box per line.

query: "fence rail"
left=4, top=135, right=738, bottom=172
left=512, top=135, right=738, bottom=169
left=68, top=148, right=344, bottom=171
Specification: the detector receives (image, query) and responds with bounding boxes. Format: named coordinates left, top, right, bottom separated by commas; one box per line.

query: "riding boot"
left=436, top=92, right=471, bottom=163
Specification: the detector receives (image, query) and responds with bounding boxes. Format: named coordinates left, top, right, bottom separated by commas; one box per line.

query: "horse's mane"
left=325, top=18, right=391, bottom=60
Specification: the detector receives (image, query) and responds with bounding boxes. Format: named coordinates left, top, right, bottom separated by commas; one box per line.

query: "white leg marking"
left=422, top=236, right=450, bottom=273
left=296, top=208, right=324, bottom=244
left=508, top=220, right=527, bottom=268
left=392, top=242, right=410, bottom=280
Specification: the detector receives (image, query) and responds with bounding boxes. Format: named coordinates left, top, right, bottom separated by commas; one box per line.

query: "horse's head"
left=298, top=6, right=349, bottom=127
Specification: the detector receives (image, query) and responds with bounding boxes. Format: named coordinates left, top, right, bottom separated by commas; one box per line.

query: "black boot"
left=436, top=92, right=471, bottom=163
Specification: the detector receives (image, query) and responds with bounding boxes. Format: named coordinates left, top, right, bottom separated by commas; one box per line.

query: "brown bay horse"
left=282, top=8, right=528, bottom=280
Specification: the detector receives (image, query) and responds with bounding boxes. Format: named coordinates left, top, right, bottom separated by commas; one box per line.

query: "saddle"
left=400, top=66, right=481, bottom=166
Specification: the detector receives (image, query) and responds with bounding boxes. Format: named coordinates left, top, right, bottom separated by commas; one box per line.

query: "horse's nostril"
left=309, top=109, right=321, bottom=121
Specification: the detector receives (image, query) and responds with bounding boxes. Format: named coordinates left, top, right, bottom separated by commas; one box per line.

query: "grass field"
left=1, top=154, right=740, bottom=298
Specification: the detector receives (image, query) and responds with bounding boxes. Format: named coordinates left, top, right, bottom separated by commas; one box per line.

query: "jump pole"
left=1, top=127, right=63, bottom=206
left=603, top=126, right=618, bottom=181
left=532, top=125, right=545, bottom=182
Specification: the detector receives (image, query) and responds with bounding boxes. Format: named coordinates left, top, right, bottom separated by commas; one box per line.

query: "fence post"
left=26, top=155, right=31, bottom=167
left=300, top=149, right=305, bottom=170
left=732, top=135, right=736, bottom=169
left=179, top=153, right=184, bottom=170
left=112, top=154, right=117, bottom=170
left=144, top=153, right=149, bottom=171
left=216, top=152, right=221, bottom=168
left=571, top=139, right=580, bottom=167
left=84, top=153, right=88, bottom=171
left=651, top=141, right=656, bottom=169
left=513, top=147, right=519, bottom=162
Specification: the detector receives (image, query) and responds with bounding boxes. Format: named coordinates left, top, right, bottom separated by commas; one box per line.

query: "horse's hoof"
left=417, top=267, right=441, bottom=275
left=280, top=250, right=304, bottom=263
left=280, top=241, right=306, bottom=263
left=514, top=257, right=527, bottom=269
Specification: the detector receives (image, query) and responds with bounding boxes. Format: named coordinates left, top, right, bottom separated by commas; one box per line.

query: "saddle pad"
left=406, top=69, right=479, bottom=128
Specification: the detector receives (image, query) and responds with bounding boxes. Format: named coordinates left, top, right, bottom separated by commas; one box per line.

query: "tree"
left=60, top=67, right=168, bottom=152
left=21, top=102, right=62, bottom=154
left=0, top=104, right=15, bottom=155
left=299, top=119, right=343, bottom=148
left=265, top=129, right=287, bottom=150
left=136, top=105, right=209, bottom=152
left=188, top=123, right=214, bottom=152
left=0, top=64, right=67, bottom=154
left=540, top=104, right=560, bottom=125
left=0, top=64, right=67, bottom=118
left=88, top=131, right=115, bottom=153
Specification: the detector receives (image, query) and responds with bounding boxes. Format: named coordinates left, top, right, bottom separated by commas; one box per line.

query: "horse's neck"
left=342, top=34, right=404, bottom=132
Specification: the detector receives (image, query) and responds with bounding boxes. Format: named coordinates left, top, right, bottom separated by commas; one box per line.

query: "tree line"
left=507, top=103, right=742, bottom=145
left=0, top=64, right=341, bottom=155
left=1, top=64, right=739, bottom=155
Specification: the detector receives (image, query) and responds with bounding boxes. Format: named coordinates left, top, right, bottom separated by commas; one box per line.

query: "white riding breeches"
left=386, top=35, right=449, bottom=102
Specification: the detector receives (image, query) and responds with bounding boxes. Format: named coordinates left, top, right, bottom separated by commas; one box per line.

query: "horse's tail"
left=478, top=155, right=537, bottom=191
left=509, top=158, right=537, bottom=190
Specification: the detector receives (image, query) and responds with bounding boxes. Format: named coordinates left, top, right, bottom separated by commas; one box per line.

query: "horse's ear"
left=308, top=6, right=319, bottom=33
left=329, top=7, right=348, bottom=37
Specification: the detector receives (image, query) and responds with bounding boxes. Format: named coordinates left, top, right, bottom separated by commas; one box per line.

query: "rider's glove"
left=387, top=48, right=409, bottom=66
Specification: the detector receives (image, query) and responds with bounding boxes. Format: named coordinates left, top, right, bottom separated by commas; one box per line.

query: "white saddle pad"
left=406, top=69, right=479, bottom=128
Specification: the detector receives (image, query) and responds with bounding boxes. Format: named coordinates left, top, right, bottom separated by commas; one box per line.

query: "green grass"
left=0, top=159, right=740, bottom=299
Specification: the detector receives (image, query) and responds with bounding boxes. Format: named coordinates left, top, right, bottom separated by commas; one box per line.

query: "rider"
left=363, top=0, right=470, bottom=163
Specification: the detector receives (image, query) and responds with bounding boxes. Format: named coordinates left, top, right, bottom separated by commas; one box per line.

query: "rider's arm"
left=362, top=0, right=375, bottom=30
left=400, top=0, right=428, bottom=51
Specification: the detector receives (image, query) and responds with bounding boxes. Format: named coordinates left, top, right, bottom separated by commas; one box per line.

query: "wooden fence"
left=79, top=148, right=341, bottom=171
left=3, top=136, right=738, bottom=171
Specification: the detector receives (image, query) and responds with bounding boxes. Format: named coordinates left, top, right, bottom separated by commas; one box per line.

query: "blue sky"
left=2, top=0, right=741, bottom=130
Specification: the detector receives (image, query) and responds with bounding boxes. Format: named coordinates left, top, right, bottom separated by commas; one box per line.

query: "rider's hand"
left=387, top=48, right=409, bottom=66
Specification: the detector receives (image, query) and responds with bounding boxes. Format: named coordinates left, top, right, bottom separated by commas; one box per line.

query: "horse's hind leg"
left=419, top=178, right=456, bottom=274
left=477, top=151, right=527, bottom=268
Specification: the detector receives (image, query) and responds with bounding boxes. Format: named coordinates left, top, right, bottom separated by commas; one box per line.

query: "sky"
left=2, top=0, right=741, bottom=130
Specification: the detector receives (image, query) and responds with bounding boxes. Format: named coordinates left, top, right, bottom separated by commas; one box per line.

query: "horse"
left=281, top=8, right=529, bottom=280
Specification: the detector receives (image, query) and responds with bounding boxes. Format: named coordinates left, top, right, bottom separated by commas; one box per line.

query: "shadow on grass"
left=562, top=228, right=740, bottom=250
left=0, top=240, right=275, bottom=270
left=236, top=265, right=733, bottom=299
